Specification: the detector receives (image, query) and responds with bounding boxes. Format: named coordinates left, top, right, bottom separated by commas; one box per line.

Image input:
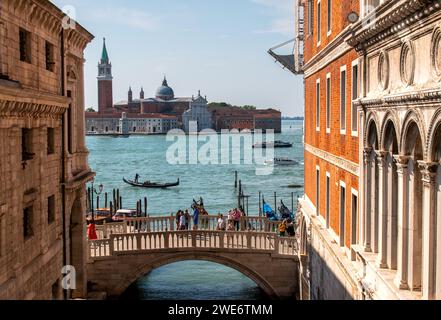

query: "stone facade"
left=182, top=91, right=213, bottom=132
left=0, top=0, right=94, bottom=300
left=85, top=112, right=179, bottom=134
left=295, top=0, right=441, bottom=300
left=348, top=0, right=441, bottom=300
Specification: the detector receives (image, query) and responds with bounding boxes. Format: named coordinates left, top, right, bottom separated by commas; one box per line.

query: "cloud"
left=250, top=0, right=294, bottom=36
left=89, top=7, right=161, bottom=31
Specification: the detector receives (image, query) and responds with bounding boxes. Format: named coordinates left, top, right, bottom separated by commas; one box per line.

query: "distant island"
left=282, top=116, right=304, bottom=120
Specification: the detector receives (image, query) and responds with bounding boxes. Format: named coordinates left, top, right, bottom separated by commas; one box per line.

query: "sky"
left=51, top=0, right=304, bottom=116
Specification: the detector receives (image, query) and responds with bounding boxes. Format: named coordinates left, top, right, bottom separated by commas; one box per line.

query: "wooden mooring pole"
left=274, top=192, right=277, bottom=211
left=291, top=192, right=294, bottom=214
left=144, top=197, right=148, bottom=217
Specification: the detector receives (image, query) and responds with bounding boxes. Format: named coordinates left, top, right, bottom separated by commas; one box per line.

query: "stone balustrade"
left=89, top=230, right=298, bottom=259
left=96, top=215, right=282, bottom=238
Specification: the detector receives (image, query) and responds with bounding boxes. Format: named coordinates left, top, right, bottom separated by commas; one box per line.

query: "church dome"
left=156, top=77, right=174, bottom=100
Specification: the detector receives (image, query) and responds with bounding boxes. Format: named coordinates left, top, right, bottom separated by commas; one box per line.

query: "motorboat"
left=265, top=157, right=299, bottom=166
left=253, top=140, right=293, bottom=148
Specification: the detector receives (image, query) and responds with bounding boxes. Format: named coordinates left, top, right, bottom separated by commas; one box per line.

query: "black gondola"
left=123, top=177, right=180, bottom=189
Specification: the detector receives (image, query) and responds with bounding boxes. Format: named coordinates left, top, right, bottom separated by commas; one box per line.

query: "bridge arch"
left=113, top=252, right=279, bottom=299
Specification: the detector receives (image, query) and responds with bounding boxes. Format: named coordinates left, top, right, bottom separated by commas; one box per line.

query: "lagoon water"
left=87, top=120, right=304, bottom=300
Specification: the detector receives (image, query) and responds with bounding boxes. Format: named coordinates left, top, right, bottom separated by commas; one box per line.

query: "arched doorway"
left=403, top=121, right=424, bottom=292
left=382, top=120, right=399, bottom=270
left=120, top=260, right=267, bottom=300
left=70, top=197, right=86, bottom=298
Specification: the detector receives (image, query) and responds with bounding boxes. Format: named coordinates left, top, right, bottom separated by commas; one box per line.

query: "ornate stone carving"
left=375, top=150, right=388, bottom=166
left=393, top=155, right=411, bottom=174
left=378, top=51, right=389, bottom=90
left=430, top=27, right=441, bottom=78
left=417, top=161, right=439, bottom=183
left=359, top=88, right=441, bottom=108
left=400, top=42, right=415, bottom=86
left=363, top=147, right=374, bottom=165
left=348, top=0, right=441, bottom=50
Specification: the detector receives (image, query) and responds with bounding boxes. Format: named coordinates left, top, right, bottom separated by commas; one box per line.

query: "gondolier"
left=123, top=177, right=180, bottom=189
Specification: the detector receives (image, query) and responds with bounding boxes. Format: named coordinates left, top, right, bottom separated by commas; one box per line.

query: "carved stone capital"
left=393, top=155, right=410, bottom=166
left=393, top=155, right=411, bottom=174
left=363, top=147, right=373, bottom=164
left=375, top=150, right=388, bottom=160
left=417, top=161, right=439, bottom=183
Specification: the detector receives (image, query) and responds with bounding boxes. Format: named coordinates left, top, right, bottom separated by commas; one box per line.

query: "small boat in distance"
left=265, top=157, right=299, bottom=166
left=253, top=140, right=293, bottom=148
left=123, top=177, right=180, bottom=189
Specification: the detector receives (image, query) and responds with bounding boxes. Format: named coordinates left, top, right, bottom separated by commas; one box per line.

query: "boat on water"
left=265, top=157, right=299, bottom=166
left=253, top=140, right=293, bottom=148
left=123, top=177, right=180, bottom=189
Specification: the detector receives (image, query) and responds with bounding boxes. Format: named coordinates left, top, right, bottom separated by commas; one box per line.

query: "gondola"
left=123, top=177, right=180, bottom=189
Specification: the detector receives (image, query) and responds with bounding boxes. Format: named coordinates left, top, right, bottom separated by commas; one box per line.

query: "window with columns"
left=316, top=79, right=321, bottom=131
left=316, top=167, right=321, bottom=216
left=317, top=0, right=321, bottom=45
left=307, top=0, right=314, bottom=36
left=340, top=182, right=346, bottom=247
left=326, top=73, right=331, bottom=132
left=362, top=113, right=441, bottom=298
left=327, top=0, right=332, bottom=35
left=340, top=66, right=347, bottom=134
left=326, top=172, right=331, bottom=229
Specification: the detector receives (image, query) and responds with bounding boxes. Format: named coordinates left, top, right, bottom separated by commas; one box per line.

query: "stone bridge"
left=86, top=216, right=300, bottom=299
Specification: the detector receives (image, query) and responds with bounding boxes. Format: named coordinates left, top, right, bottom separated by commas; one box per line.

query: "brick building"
left=210, top=106, right=282, bottom=133
left=277, top=0, right=441, bottom=300
left=0, top=0, right=94, bottom=299
left=296, top=0, right=362, bottom=300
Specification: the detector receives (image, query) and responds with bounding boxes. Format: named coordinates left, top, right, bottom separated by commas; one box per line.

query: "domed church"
left=112, top=76, right=193, bottom=120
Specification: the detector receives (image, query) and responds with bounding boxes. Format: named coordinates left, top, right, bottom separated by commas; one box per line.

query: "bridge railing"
left=96, top=215, right=281, bottom=239
left=88, top=230, right=298, bottom=259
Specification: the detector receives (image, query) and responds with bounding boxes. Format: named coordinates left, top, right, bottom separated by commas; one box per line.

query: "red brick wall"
left=98, top=80, right=113, bottom=113
left=303, top=0, right=360, bottom=248
left=304, top=0, right=359, bottom=65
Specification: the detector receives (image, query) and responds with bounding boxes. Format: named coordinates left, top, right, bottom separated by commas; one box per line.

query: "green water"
left=87, top=120, right=304, bottom=300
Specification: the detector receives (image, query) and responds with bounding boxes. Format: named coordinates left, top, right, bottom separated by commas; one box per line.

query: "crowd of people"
left=215, top=208, right=246, bottom=231
left=172, top=198, right=296, bottom=238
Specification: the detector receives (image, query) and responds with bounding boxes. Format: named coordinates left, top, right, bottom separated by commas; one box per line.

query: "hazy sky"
left=51, top=0, right=304, bottom=116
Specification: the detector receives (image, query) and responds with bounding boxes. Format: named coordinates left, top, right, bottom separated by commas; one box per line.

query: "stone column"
left=0, top=20, right=5, bottom=76
left=436, top=164, right=441, bottom=300
left=418, top=161, right=438, bottom=300
left=394, top=155, right=410, bottom=289
left=363, top=147, right=373, bottom=252
left=376, top=151, right=388, bottom=268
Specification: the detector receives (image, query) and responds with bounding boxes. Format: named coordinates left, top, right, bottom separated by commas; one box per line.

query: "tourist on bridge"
left=192, top=207, right=199, bottom=230
left=217, top=214, right=226, bottom=231
left=175, top=211, right=181, bottom=230
left=279, top=220, right=287, bottom=237
left=286, top=220, right=295, bottom=237
left=179, top=212, right=187, bottom=230
left=185, top=209, right=191, bottom=230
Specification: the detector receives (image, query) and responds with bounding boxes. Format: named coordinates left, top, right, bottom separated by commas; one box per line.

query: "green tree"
left=86, top=107, right=96, bottom=112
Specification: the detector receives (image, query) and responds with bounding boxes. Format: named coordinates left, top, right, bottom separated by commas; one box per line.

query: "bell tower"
left=97, top=38, right=113, bottom=113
